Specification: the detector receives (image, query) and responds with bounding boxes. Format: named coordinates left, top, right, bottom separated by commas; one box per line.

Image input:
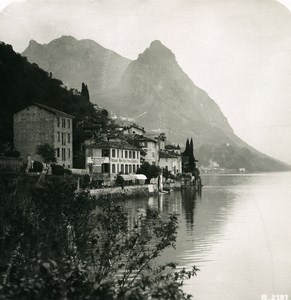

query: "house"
left=165, top=144, right=181, bottom=155
left=127, top=136, right=159, bottom=165
left=122, top=124, right=146, bottom=136
left=159, top=151, right=182, bottom=175
left=13, top=103, right=74, bottom=168
left=85, top=139, right=141, bottom=185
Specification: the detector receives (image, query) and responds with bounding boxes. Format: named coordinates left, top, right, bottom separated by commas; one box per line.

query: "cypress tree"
left=85, top=84, right=90, bottom=101
left=81, top=82, right=90, bottom=101
left=183, top=138, right=190, bottom=156
left=189, top=138, right=195, bottom=172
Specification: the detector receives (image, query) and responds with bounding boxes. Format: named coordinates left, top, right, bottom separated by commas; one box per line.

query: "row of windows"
left=57, top=132, right=71, bottom=145
left=111, top=149, right=139, bottom=159
left=55, top=147, right=71, bottom=161
left=111, top=164, right=140, bottom=174
left=57, top=117, right=71, bottom=129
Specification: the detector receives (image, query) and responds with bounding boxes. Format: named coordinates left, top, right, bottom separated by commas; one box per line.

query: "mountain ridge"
left=22, top=35, right=131, bottom=93
left=21, top=36, right=291, bottom=172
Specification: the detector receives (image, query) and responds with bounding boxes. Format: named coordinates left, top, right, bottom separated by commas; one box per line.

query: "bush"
left=51, top=164, right=65, bottom=175
left=0, top=177, right=198, bottom=299
left=64, top=168, right=72, bottom=175
left=29, top=160, right=43, bottom=172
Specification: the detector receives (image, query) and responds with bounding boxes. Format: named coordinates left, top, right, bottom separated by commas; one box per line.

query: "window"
left=133, top=151, right=136, bottom=159
left=137, top=152, right=139, bottom=159
left=133, top=165, right=136, bottom=173
left=129, top=151, right=132, bottom=159
left=152, top=152, right=155, bottom=158
left=62, top=148, right=66, bottom=161
left=117, top=150, right=119, bottom=158
left=62, top=118, right=66, bottom=128
left=125, top=151, right=128, bottom=158
left=68, top=148, right=70, bottom=158
left=67, top=133, right=70, bottom=143
left=121, top=164, right=124, bottom=173
left=112, top=149, right=116, bottom=158
left=57, top=132, right=60, bottom=142
left=112, top=164, right=116, bottom=174
left=125, top=164, right=128, bottom=174
left=117, top=164, right=120, bottom=173
left=67, top=119, right=70, bottom=129
left=57, top=117, right=60, bottom=127
left=121, top=150, right=124, bottom=158
left=62, top=133, right=66, bottom=145
left=129, top=165, right=132, bottom=174
left=55, top=148, right=60, bottom=158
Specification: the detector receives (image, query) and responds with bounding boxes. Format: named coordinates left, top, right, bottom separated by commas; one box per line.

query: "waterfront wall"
left=89, top=184, right=158, bottom=199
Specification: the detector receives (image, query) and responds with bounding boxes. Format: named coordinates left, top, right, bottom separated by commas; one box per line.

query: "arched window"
left=121, top=164, right=124, bottom=173
left=125, top=164, right=128, bottom=174
left=112, top=164, right=116, bottom=174
left=129, top=165, right=132, bottom=174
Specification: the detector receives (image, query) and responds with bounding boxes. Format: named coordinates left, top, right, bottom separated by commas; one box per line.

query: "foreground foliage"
left=0, top=175, right=198, bottom=299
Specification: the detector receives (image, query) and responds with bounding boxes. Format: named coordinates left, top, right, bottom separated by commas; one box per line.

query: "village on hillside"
left=3, top=100, right=201, bottom=191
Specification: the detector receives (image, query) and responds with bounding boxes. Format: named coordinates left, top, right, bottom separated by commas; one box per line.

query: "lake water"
left=124, top=172, right=291, bottom=300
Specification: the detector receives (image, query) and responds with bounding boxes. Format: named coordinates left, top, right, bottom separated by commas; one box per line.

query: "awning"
left=120, top=174, right=136, bottom=181
left=134, top=174, right=147, bottom=180
left=119, top=174, right=147, bottom=181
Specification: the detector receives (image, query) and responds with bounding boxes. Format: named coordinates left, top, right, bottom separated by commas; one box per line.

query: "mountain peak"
left=137, top=40, right=175, bottom=64
left=149, top=40, right=164, bottom=48
left=51, top=35, right=78, bottom=44
left=28, top=39, right=41, bottom=47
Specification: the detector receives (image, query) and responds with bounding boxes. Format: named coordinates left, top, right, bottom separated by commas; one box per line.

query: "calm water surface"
left=124, top=172, right=291, bottom=300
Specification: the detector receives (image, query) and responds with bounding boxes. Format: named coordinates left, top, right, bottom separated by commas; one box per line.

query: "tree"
left=183, top=138, right=190, bottom=157
left=137, top=162, right=161, bottom=183
left=189, top=138, right=195, bottom=172
left=36, top=143, right=56, bottom=164
left=0, top=176, right=198, bottom=299
left=81, top=82, right=90, bottom=101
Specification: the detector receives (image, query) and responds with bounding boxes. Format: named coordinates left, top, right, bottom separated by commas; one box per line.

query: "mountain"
left=21, top=37, right=290, bottom=172
left=103, top=40, right=239, bottom=144
left=22, top=36, right=130, bottom=93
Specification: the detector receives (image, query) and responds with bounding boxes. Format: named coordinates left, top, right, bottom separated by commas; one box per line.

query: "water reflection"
left=125, top=172, right=291, bottom=299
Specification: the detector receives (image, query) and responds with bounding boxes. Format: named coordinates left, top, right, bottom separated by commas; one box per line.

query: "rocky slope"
left=22, top=36, right=130, bottom=93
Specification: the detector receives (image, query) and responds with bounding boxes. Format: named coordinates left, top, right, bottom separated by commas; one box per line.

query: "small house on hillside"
left=14, top=103, right=74, bottom=168
left=122, top=124, right=146, bottom=136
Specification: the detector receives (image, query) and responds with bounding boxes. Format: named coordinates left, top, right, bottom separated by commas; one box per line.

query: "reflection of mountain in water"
left=124, top=186, right=237, bottom=268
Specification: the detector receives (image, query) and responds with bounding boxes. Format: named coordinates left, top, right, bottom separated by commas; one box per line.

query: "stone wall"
left=89, top=184, right=158, bottom=199
left=0, top=156, right=24, bottom=173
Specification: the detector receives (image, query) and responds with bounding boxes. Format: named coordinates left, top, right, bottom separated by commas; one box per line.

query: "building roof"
left=165, top=144, right=180, bottom=150
left=15, top=103, right=75, bottom=119
left=127, top=124, right=145, bottom=132
left=159, top=151, right=180, bottom=159
left=137, top=136, right=158, bottom=143
left=85, top=139, right=140, bottom=151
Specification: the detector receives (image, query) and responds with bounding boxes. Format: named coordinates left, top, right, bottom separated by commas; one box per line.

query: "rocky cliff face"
left=22, top=36, right=130, bottom=93
left=99, top=40, right=241, bottom=147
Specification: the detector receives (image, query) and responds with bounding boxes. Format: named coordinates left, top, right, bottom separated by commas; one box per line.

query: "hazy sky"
left=0, top=0, right=291, bottom=164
